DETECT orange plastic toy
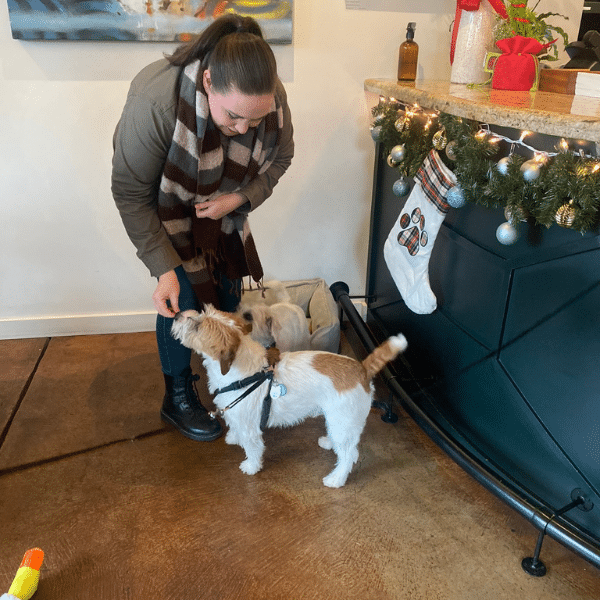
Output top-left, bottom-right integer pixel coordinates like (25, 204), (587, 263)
(2, 549), (44, 600)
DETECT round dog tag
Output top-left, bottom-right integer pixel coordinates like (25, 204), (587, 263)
(270, 382), (287, 399)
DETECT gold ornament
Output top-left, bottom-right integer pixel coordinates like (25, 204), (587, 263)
(555, 200), (576, 228)
(395, 116), (409, 132)
(432, 128), (447, 151)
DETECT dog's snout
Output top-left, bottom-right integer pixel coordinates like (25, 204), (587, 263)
(173, 309), (202, 323)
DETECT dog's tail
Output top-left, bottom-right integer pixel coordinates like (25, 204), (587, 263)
(362, 335), (407, 381)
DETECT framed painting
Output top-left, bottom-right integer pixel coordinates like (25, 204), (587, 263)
(6, 0), (293, 42)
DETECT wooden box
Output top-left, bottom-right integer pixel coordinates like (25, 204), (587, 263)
(539, 68), (600, 97)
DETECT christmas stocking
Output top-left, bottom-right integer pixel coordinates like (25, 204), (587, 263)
(384, 149), (457, 314)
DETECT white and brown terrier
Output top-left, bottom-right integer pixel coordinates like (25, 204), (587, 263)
(171, 305), (407, 488)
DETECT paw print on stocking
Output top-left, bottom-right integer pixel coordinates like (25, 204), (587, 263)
(397, 207), (428, 256)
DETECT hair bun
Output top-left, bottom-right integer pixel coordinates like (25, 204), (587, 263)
(236, 16), (262, 37)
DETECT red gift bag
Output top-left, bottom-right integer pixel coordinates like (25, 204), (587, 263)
(490, 36), (554, 91)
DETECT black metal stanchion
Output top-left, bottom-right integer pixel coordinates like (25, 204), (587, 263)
(522, 490), (593, 576)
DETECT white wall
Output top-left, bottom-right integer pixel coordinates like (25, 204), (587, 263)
(0, 0), (580, 339)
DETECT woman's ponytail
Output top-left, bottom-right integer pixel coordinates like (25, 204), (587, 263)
(166, 14), (277, 96)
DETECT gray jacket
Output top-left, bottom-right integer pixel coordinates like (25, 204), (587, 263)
(111, 58), (294, 278)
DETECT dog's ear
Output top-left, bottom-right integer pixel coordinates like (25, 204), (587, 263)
(218, 328), (242, 375)
(219, 347), (237, 375)
(266, 346), (281, 367)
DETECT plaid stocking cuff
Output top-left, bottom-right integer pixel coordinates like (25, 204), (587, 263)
(415, 150), (457, 215)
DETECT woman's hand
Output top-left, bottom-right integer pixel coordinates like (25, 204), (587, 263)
(153, 270), (180, 318)
(195, 193), (246, 220)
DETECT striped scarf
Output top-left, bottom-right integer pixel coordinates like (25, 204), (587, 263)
(157, 60), (283, 307)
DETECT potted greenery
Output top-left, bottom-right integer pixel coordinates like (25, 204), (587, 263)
(486, 1), (569, 90)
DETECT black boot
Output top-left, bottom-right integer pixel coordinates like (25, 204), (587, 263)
(160, 367), (222, 441)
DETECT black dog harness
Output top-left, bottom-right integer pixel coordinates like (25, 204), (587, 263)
(210, 369), (275, 432)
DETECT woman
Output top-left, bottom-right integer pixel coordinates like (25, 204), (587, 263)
(111, 14), (294, 442)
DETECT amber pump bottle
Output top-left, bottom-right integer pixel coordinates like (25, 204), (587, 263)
(398, 22), (418, 81)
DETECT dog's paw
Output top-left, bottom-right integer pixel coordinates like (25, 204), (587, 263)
(318, 436), (333, 450)
(225, 431), (239, 445)
(240, 459), (262, 475)
(323, 472), (347, 488)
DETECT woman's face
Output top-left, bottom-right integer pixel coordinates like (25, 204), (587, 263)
(203, 69), (274, 137)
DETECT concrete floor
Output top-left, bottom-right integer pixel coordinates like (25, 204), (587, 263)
(1, 326), (599, 599)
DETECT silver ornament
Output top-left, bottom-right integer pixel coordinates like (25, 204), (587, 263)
(521, 160), (541, 182)
(496, 156), (511, 176)
(370, 125), (382, 142)
(446, 140), (458, 161)
(496, 221), (520, 245)
(392, 177), (410, 197)
(373, 114), (385, 126)
(390, 144), (406, 163)
(446, 186), (466, 208)
(387, 154), (399, 168)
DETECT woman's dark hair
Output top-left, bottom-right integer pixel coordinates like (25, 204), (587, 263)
(166, 14), (277, 95)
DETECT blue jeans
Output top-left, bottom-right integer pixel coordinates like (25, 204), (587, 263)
(156, 265), (242, 376)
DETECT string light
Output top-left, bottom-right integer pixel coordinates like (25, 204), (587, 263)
(379, 97), (593, 163)
(475, 127), (582, 159)
(520, 130), (532, 142)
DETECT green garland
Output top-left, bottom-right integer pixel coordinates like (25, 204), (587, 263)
(372, 101), (600, 234)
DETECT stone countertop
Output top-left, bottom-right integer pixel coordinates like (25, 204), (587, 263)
(365, 79), (600, 142)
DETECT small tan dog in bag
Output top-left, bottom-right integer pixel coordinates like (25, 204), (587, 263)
(237, 280), (311, 352)
(171, 305), (407, 488)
